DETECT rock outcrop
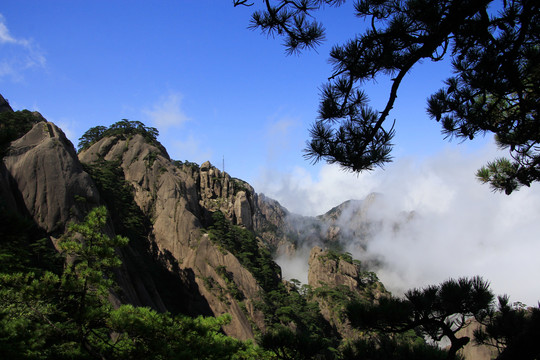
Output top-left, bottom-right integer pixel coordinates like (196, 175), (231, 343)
(456, 320), (499, 360)
(307, 246), (389, 339)
(0, 116), (176, 313)
(0, 98), (400, 343)
(79, 134), (266, 339)
(2, 120), (100, 235)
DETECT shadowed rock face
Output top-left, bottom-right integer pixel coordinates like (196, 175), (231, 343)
(0, 117), (175, 312)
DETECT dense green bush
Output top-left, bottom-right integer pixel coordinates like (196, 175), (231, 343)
(208, 210), (281, 292)
(0, 110), (38, 156)
(77, 119), (160, 152)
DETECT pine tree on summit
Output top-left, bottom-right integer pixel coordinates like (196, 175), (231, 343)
(236, 0), (540, 194)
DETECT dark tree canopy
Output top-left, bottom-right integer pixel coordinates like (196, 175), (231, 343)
(77, 119), (160, 152)
(475, 295), (540, 360)
(346, 276), (494, 359)
(237, 0), (540, 194)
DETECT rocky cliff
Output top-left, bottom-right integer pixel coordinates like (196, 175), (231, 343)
(307, 246), (389, 339)
(77, 131), (269, 339)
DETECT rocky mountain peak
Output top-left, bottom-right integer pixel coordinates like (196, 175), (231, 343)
(78, 131), (267, 339)
(2, 120), (100, 235)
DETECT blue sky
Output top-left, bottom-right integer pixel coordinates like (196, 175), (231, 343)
(2, 1), (539, 305)
(2, 1), (479, 181)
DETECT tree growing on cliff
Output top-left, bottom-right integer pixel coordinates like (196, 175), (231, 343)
(235, 0), (540, 194)
(346, 276), (494, 360)
(0, 206), (269, 359)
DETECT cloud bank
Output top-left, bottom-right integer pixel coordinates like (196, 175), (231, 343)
(256, 142), (540, 306)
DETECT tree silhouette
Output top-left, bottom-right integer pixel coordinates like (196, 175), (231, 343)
(475, 295), (540, 359)
(346, 276), (494, 359)
(237, 0), (540, 194)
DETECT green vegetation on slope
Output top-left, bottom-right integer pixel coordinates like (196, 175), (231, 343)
(77, 119), (161, 152)
(208, 210), (281, 292)
(0, 110), (39, 156)
(0, 207), (270, 359)
(207, 210), (339, 359)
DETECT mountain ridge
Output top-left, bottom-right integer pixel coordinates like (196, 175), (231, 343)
(0, 99), (497, 358)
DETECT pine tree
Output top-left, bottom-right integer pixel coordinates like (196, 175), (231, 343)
(236, 0), (540, 193)
(346, 276), (494, 360)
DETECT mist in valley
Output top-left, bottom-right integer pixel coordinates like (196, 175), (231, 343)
(258, 142), (540, 306)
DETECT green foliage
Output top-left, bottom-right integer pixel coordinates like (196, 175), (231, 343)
(0, 110), (38, 156)
(0, 207), (128, 359)
(144, 152), (158, 167)
(0, 202), (61, 274)
(231, 178), (250, 195)
(322, 249), (352, 264)
(77, 119), (160, 152)
(0, 206), (272, 359)
(208, 211), (281, 292)
(340, 335), (452, 360)
(82, 159), (147, 244)
(476, 158), (522, 195)
(310, 284), (365, 323)
(253, 280), (340, 359)
(215, 266), (245, 301)
(207, 211), (339, 358)
(108, 307), (269, 359)
(241, 0), (540, 193)
(259, 325), (337, 360)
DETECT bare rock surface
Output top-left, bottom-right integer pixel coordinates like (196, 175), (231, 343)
(456, 320), (499, 360)
(0, 117), (169, 312)
(308, 246), (388, 339)
(3, 120), (99, 234)
(80, 135), (266, 339)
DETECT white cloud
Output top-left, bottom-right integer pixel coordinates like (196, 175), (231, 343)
(169, 133), (213, 164)
(144, 92), (190, 130)
(0, 14), (18, 44)
(0, 13), (46, 80)
(256, 142), (540, 306)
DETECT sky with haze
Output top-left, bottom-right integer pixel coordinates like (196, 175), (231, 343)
(2, 1), (539, 306)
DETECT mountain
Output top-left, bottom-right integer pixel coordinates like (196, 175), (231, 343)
(0, 98), (498, 359)
(0, 105), (344, 340)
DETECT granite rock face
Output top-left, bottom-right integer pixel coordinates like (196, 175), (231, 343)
(307, 246), (389, 339)
(2, 120), (100, 235)
(0, 116), (171, 312)
(79, 134), (266, 339)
